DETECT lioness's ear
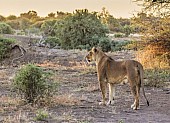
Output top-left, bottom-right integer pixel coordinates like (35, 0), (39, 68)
(92, 47), (97, 53)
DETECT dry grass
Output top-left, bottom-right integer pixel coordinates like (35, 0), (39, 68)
(0, 96), (20, 113)
(53, 94), (81, 106)
(3, 110), (30, 123)
(83, 84), (99, 92)
(0, 70), (8, 78)
(137, 49), (169, 69)
(79, 65), (96, 75)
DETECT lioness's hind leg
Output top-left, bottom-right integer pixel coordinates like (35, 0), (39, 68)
(107, 83), (115, 105)
(130, 85), (140, 110)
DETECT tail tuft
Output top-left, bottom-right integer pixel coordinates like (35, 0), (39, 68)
(147, 100), (149, 106)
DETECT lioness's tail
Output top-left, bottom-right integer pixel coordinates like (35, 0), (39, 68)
(138, 64), (149, 106)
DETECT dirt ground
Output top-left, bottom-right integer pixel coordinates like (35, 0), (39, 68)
(0, 45), (170, 123)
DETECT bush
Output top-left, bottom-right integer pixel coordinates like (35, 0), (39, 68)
(44, 36), (61, 48)
(144, 69), (170, 88)
(77, 44), (90, 51)
(35, 109), (49, 121)
(114, 33), (125, 38)
(98, 37), (112, 52)
(0, 37), (16, 61)
(0, 22), (14, 34)
(13, 64), (58, 104)
(111, 41), (130, 51)
(54, 9), (109, 49)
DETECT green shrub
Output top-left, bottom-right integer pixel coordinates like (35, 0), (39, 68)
(114, 33), (125, 38)
(144, 69), (170, 88)
(123, 40), (137, 50)
(98, 37), (112, 52)
(77, 44), (90, 51)
(13, 64), (58, 104)
(44, 36), (61, 48)
(0, 22), (14, 34)
(0, 37), (16, 61)
(35, 109), (49, 121)
(111, 41), (130, 51)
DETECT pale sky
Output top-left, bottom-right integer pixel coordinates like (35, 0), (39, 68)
(0, 0), (142, 18)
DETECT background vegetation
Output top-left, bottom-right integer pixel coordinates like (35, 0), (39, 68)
(0, 37), (16, 61)
(13, 64), (58, 105)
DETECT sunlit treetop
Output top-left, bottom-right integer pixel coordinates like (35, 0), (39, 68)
(134, 0), (170, 17)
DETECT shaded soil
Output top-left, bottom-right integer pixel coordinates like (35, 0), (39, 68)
(0, 46), (170, 123)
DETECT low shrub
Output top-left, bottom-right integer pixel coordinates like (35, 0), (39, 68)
(111, 41), (130, 51)
(144, 69), (170, 88)
(114, 33), (125, 38)
(0, 37), (16, 61)
(35, 109), (49, 121)
(0, 22), (14, 34)
(77, 44), (90, 51)
(98, 37), (112, 52)
(44, 36), (61, 48)
(13, 64), (58, 104)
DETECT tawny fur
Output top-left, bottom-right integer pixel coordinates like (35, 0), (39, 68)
(85, 47), (149, 110)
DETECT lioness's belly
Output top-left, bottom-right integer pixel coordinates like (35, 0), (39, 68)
(108, 75), (127, 84)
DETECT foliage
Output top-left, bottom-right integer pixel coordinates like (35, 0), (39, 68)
(133, 14), (170, 68)
(31, 21), (44, 29)
(123, 40), (138, 50)
(0, 37), (16, 61)
(111, 41), (131, 51)
(20, 10), (38, 20)
(98, 37), (112, 52)
(122, 25), (134, 37)
(114, 33), (125, 38)
(44, 36), (61, 48)
(19, 18), (32, 31)
(41, 19), (58, 36)
(144, 69), (170, 88)
(7, 20), (20, 30)
(132, 0), (170, 68)
(54, 9), (109, 49)
(0, 15), (6, 21)
(13, 64), (58, 104)
(35, 109), (49, 121)
(6, 15), (17, 20)
(134, 0), (170, 17)
(0, 22), (14, 34)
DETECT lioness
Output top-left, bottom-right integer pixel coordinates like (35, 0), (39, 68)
(85, 47), (149, 110)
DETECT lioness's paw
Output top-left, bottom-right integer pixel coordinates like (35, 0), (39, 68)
(131, 104), (140, 110)
(99, 102), (106, 106)
(131, 104), (135, 109)
(107, 100), (114, 105)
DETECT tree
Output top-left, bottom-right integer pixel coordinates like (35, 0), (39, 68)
(99, 7), (110, 24)
(123, 25), (133, 37)
(134, 0), (170, 17)
(7, 15), (17, 20)
(0, 22), (14, 34)
(47, 12), (56, 18)
(106, 15), (121, 32)
(20, 10), (38, 19)
(56, 11), (71, 19)
(54, 9), (109, 49)
(133, 0), (170, 68)
(0, 15), (6, 21)
(41, 19), (58, 36)
(19, 18), (32, 31)
(7, 20), (20, 30)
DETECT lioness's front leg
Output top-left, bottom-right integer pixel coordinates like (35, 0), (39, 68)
(107, 83), (115, 105)
(99, 81), (107, 105)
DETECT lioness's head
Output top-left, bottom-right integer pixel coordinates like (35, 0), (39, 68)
(85, 47), (99, 63)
